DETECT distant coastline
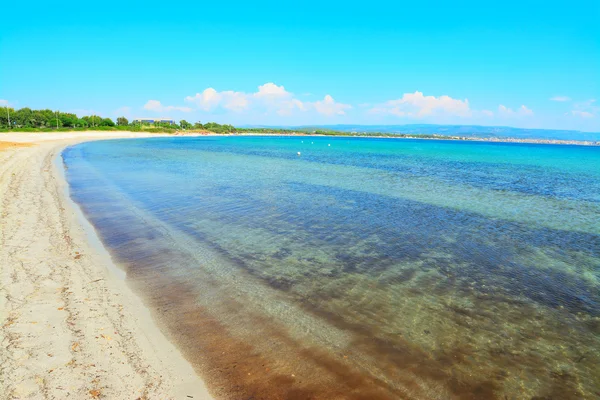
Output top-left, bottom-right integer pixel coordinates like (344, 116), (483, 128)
(1, 106), (598, 146)
(231, 129), (600, 146)
(2, 127), (599, 146)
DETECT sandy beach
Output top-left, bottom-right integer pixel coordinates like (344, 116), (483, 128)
(0, 132), (213, 400)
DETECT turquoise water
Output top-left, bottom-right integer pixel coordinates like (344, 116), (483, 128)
(63, 136), (600, 399)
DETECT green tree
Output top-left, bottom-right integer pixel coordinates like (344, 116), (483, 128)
(203, 122), (235, 133)
(180, 120), (192, 129)
(59, 113), (78, 128)
(83, 115), (103, 127)
(75, 118), (88, 128)
(116, 116), (129, 126)
(13, 107), (34, 127)
(100, 118), (115, 127)
(33, 109), (54, 127)
(49, 116), (63, 128)
(0, 107), (15, 128)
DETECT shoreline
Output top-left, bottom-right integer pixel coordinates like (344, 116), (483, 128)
(3, 131), (598, 398)
(3, 129), (599, 146)
(231, 132), (600, 146)
(0, 132), (213, 400)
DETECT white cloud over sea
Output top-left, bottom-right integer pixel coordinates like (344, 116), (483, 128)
(182, 83), (350, 117)
(367, 92), (535, 122)
(498, 104), (534, 116)
(568, 99), (598, 119)
(369, 91), (472, 118)
(571, 110), (594, 118)
(140, 83), (544, 126)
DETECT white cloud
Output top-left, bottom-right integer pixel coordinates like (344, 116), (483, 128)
(254, 82), (290, 98)
(550, 96), (571, 102)
(498, 104), (534, 117)
(252, 83), (304, 114)
(144, 100), (163, 111)
(185, 83), (292, 113)
(184, 88), (251, 112)
(313, 95), (351, 116)
(571, 110), (594, 118)
(144, 100), (192, 113)
(519, 105), (534, 116)
(222, 91), (250, 112)
(184, 88), (223, 111)
(275, 98), (306, 116)
(370, 91), (471, 118)
(575, 98), (597, 109)
(498, 105), (510, 114)
(184, 88), (221, 111)
(0, 99), (9, 106)
(183, 83), (349, 118)
(148, 84), (547, 125)
(568, 99), (598, 119)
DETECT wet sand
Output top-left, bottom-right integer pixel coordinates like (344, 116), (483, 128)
(0, 132), (213, 400)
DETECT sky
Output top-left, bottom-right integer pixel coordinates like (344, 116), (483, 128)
(1, 1), (599, 132)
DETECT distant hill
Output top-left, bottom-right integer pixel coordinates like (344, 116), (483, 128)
(242, 124), (600, 141)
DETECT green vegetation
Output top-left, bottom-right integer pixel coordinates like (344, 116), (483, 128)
(0, 106), (236, 134)
(0, 107), (118, 129)
(0, 107), (472, 141)
(0, 106), (444, 138)
(203, 122), (236, 133)
(116, 117), (129, 126)
(0, 106), (454, 139)
(235, 127), (301, 134)
(180, 120), (192, 129)
(0, 106), (524, 142)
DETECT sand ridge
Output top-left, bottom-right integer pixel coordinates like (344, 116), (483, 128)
(0, 132), (213, 400)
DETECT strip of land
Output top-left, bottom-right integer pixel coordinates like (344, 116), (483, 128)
(2, 125), (598, 146)
(0, 132), (213, 400)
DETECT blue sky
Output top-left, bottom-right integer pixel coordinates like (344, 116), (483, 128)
(1, 1), (599, 132)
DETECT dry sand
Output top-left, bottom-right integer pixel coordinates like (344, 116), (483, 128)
(0, 132), (213, 400)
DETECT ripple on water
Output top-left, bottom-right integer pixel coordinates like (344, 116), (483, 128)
(63, 137), (600, 399)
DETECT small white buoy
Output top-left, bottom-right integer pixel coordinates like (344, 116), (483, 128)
(328, 144), (331, 147)
(297, 152), (301, 156)
(311, 142), (314, 144)
(301, 141), (304, 143)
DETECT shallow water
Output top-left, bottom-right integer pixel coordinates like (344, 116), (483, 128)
(63, 136), (600, 399)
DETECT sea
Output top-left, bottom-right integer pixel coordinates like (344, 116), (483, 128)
(62, 136), (600, 399)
